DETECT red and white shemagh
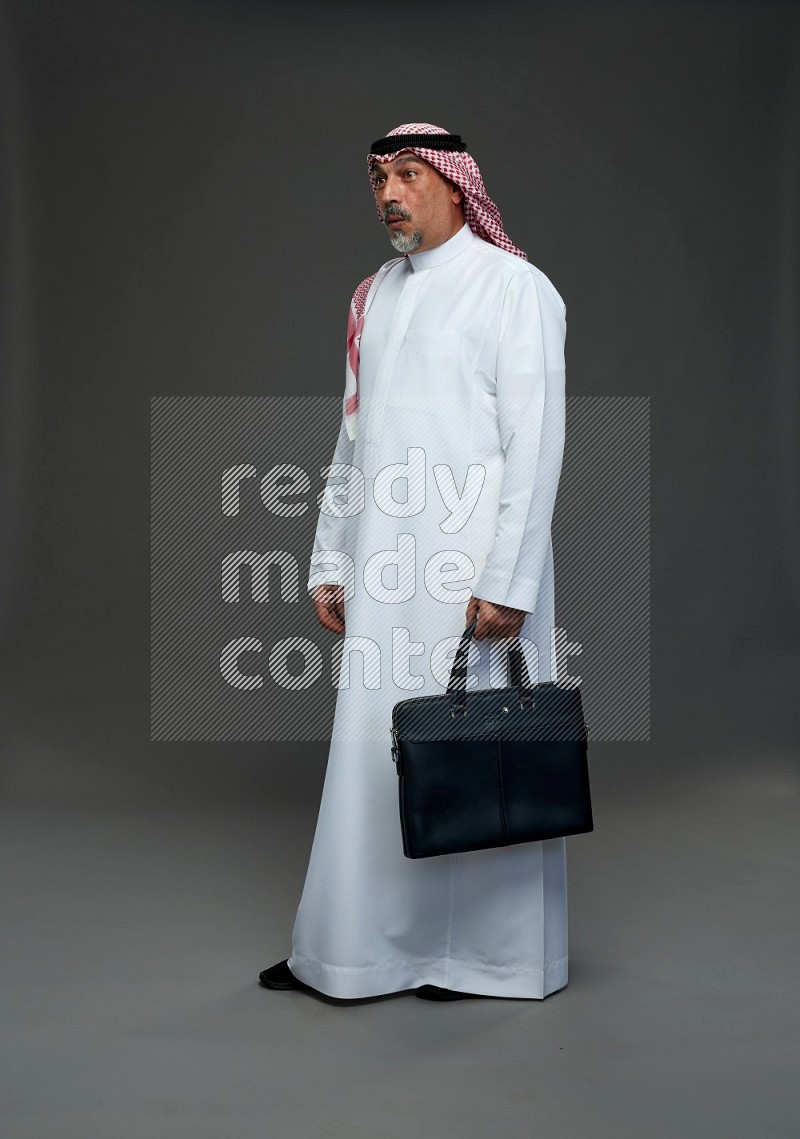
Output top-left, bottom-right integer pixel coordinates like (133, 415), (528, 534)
(343, 122), (527, 441)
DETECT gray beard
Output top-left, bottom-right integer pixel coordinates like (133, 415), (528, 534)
(388, 228), (424, 253)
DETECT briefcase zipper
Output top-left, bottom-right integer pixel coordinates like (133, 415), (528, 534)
(391, 684), (582, 722)
(391, 717), (588, 751)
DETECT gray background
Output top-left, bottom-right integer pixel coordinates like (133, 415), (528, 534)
(1, 1), (798, 1136)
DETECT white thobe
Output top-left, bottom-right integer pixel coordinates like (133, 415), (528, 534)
(288, 221), (569, 999)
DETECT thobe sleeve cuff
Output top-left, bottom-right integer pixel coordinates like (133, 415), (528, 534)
(306, 571), (343, 592)
(472, 569), (540, 615)
(307, 548), (356, 595)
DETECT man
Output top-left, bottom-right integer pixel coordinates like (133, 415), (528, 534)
(260, 123), (568, 1001)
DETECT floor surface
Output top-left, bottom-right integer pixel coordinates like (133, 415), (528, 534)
(2, 726), (798, 1138)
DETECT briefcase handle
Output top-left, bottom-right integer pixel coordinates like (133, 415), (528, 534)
(446, 617), (535, 717)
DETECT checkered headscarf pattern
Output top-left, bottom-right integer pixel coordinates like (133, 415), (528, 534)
(344, 274), (376, 432)
(343, 123), (526, 441)
(367, 122), (528, 261)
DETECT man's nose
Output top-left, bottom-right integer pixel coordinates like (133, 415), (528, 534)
(378, 179), (402, 206)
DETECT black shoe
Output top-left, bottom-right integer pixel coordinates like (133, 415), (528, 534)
(415, 984), (486, 1001)
(259, 959), (301, 990)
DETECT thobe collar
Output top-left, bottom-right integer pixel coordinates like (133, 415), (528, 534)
(405, 221), (478, 272)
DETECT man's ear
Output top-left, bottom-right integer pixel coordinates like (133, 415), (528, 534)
(450, 183), (464, 206)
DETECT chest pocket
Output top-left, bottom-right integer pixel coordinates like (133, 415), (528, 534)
(387, 329), (464, 413)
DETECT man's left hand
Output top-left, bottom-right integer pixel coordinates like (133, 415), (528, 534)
(465, 595), (527, 640)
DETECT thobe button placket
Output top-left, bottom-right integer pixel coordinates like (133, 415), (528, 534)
(362, 271), (427, 479)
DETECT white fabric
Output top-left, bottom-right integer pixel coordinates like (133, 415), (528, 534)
(288, 222), (569, 999)
(345, 120), (526, 442)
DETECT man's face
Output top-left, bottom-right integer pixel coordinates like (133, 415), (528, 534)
(372, 153), (465, 254)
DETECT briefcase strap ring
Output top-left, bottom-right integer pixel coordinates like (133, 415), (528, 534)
(446, 618), (536, 717)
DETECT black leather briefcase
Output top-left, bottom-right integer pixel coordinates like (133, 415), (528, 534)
(390, 618), (593, 858)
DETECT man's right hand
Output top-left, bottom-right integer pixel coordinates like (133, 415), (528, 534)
(312, 584), (346, 635)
